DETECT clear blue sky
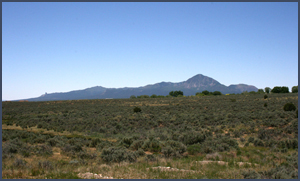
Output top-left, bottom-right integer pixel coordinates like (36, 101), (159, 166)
(2, 2), (298, 100)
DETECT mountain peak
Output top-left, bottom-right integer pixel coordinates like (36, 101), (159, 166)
(183, 74), (221, 88)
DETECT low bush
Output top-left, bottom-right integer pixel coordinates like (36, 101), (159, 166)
(133, 107), (142, 113)
(89, 138), (102, 147)
(47, 137), (61, 147)
(135, 148), (145, 156)
(162, 146), (175, 158)
(96, 140), (113, 151)
(206, 152), (222, 160)
(62, 144), (82, 153)
(142, 138), (161, 152)
(178, 131), (206, 145)
(253, 139), (264, 147)
(13, 158), (27, 168)
(283, 103), (296, 111)
(145, 154), (156, 162)
(260, 164), (298, 179)
(248, 137), (255, 143)
(119, 137), (134, 148)
(165, 140), (187, 154)
(32, 144), (53, 156)
(2, 138), (32, 157)
(187, 144), (201, 155)
(101, 147), (137, 163)
(241, 169), (261, 179)
(38, 160), (53, 170)
(130, 140), (144, 151)
(76, 151), (97, 159)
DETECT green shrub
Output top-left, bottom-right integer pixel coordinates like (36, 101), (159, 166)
(38, 160), (53, 170)
(241, 169), (261, 179)
(253, 139), (264, 147)
(47, 137), (61, 147)
(237, 149), (242, 156)
(96, 140), (113, 151)
(283, 103), (296, 111)
(145, 154), (156, 162)
(165, 140), (187, 154)
(101, 147), (137, 163)
(76, 151), (97, 159)
(2, 142), (18, 154)
(162, 146), (175, 158)
(2, 138), (32, 158)
(178, 131), (206, 145)
(264, 95), (268, 99)
(13, 158), (27, 168)
(261, 164), (298, 179)
(135, 148), (145, 156)
(63, 144), (82, 153)
(248, 137), (255, 143)
(133, 107), (142, 113)
(119, 137), (134, 148)
(187, 144), (201, 155)
(142, 138), (161, 152)
(69, 160), (79, 165)
(89, 138), (102, 147)
(130, 140), (144, 151)
(32, 144), (53, 156)
(281, 148), (288, 153)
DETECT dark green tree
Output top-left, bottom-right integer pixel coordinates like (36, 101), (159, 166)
(130, 95), (136, 99)
(137, 95), (150, 98)
(150, 94), (157, 98)
(257, 89), (264, 93)
(212, 91), (222, 95)
(292, 86), (298, 93)
(169, 90), (183, 97)
(271, 86), (289, 93)
(271, 87), (281, 93)
(195, 92), (204, 96)
(265, 87), (271, 94)
(281, 86), (289, 93)
(202, 90), (210, 95)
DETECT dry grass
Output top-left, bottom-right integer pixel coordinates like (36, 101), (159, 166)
(2, 124), (117, 142)
(2, 147), (291, 179)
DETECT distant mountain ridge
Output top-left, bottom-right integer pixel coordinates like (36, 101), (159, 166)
(21, 74), (258, 101)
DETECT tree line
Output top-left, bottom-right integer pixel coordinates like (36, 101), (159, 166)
(129, 86), (298, 98)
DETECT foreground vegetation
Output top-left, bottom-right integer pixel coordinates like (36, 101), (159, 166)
(2, 93), (298, 179)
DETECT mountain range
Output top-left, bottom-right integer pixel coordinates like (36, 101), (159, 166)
(20, 74), (258, 101)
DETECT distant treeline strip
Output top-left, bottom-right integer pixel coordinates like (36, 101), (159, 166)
(130, 86), (298, 98)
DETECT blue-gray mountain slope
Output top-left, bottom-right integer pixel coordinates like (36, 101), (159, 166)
(23, 74), (258, 101)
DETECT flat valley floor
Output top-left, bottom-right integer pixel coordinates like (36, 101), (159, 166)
(2, 93), (298, 179)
